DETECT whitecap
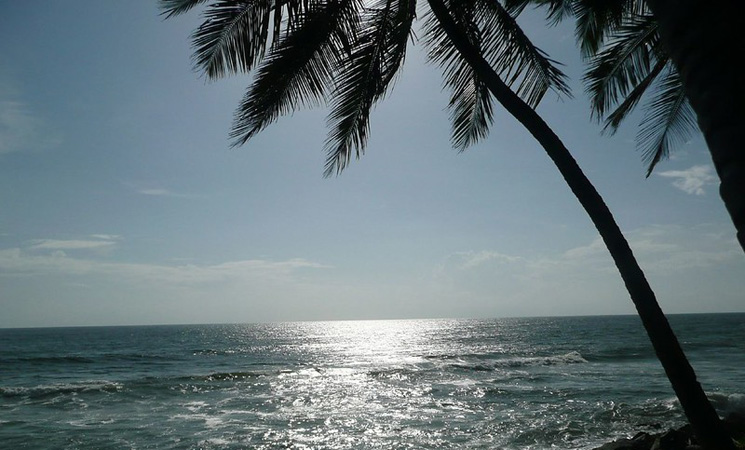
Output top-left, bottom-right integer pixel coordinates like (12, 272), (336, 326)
(497, 351), (588, 367)
(201, 438), (231, 445)
(708, 392), (745, 415)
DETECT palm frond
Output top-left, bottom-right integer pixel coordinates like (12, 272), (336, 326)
(583, 13), (659, 118)
(324, 0), (416, 176)
(636, 65), (697, 176)
(503, 0), (574, 25)
(160, 0), (212, 18)
(447, 58), (496, 150)
(476, 0), (571, 107)
(573, 0), (646, 57)
(191, 0), (276, 78)
(424, 0), (569, 150)
(424, 0), (495, 150)
(230, 0), (363, 146)
(601, 57), (665, 133)
(540, 0), (575, 25)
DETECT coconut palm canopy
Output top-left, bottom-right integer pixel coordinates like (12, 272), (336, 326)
(159, 0), (572, 176)
(162, 0), (700, 180)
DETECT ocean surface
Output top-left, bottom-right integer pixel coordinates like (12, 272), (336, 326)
(1, 314), (743, 449)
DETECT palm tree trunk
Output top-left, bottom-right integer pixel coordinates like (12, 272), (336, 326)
(425, 1), (736, 449)
(646, 0), (745, 253)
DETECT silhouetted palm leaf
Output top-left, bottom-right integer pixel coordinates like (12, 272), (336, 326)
(601, 57), (665, 132)
(323, 0), (416, 176)
(583, 13), (658, 118)
(573, 0), (644, 57)
(425, 0), (570, 150)
(577, 7), (698, 175)
(503, 0), (573, 26)
(191, 1), (274, 78)
(160, 0), (213, 18)
(479, 0), (571, 107)
(506, 0), (642, 55)
(636, 67), (696, 176)
(424, 1), (494, 150)
(230, 0), (363, 146)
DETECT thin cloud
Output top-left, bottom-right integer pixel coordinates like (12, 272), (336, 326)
(138, 188), (173, 196)
(90, 234), (122, 241)
(428, 223), (743, 317)
(625, 224), (741, 273)
(0, 80), (60, 154)
(658, 165), (717, 195)
(557, 224), (740, 274)
(563, 237), (607, 261)
(0, 100), (37, 154)
(433, 251), (523, 282)
(30, 239), (117, 250)
(125, 182), (202, 199)
(440, 224), (741, 282)
(0, 247), (329, 286)
(457, 250), (522, 270)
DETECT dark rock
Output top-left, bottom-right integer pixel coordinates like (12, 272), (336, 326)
(594, 432), (656, 450)
(724, 412), (745, 442)
(651, 428), (691, 450)
(593, 414), (745, 450)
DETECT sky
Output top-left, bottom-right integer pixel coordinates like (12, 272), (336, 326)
(0, 1), (742, 328)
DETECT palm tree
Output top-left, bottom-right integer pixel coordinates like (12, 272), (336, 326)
(426, 3), (734, 449)
(161, 1), (735, 448)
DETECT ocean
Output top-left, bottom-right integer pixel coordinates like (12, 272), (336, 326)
(1, 314), (743, 449)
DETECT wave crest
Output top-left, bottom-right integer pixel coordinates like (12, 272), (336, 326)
(0, 381), (123, 399)
(452, 351), (588, 372)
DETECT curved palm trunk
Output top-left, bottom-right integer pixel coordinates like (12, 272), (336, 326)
(426, 1), (735, 449)
(646, 0), (745, 252)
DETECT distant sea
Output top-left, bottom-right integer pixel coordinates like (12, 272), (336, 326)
(1, 314), (743, 449)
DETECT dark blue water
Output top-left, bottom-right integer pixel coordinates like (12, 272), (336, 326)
(1, 314), (743, 449)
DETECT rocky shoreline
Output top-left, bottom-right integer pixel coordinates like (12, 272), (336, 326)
(593, 413), (745, 450)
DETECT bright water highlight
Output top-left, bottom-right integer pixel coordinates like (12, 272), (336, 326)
(1, 314), (743, 449)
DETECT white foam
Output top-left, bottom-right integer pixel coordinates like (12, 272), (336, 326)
(204, 416), (224, 428)
(201, 438), (231, 445)
(443, 379), (478, 388)
(184, 400), (208, 412)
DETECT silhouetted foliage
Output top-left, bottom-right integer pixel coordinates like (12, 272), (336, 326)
(160, 0), (568, 175)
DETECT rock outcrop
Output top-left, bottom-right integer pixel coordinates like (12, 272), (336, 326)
(593, 413), (745, 450)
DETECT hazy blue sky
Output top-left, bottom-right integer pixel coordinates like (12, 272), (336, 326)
(1, 1), (742, 328)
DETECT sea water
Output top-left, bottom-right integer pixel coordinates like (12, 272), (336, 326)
(1, 314), (743, 449)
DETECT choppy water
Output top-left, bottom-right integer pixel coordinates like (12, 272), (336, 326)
(1, 314), (743, 449)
